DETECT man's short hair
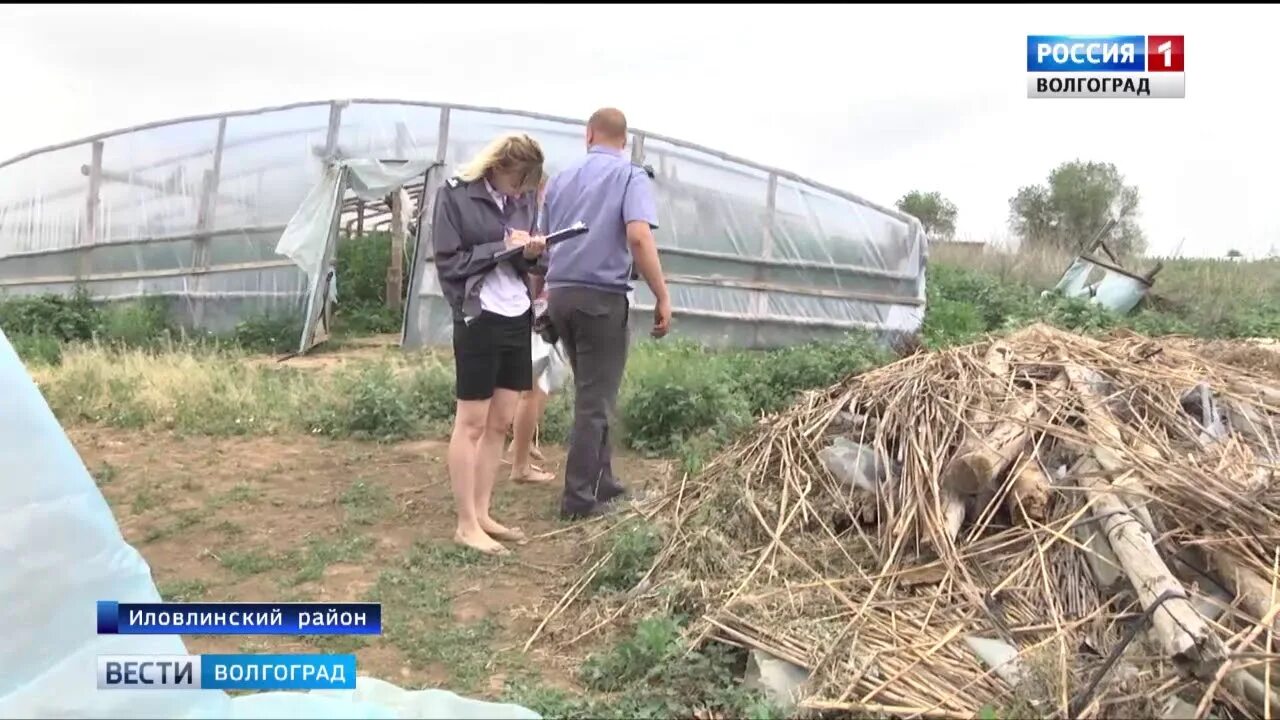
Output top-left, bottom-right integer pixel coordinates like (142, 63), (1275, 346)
(587, 108), (628, 141)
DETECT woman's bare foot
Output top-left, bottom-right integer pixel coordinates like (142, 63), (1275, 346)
(480, 516), (528, 544)
(510, 465), (556, 485)
(454, 526), (509, 556)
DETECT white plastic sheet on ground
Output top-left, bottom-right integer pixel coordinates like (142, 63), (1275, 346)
(0, 329), (540, 720)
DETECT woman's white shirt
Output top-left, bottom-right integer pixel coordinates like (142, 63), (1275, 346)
(477, 180), (533, 318)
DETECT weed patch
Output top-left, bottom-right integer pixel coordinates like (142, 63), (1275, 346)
(308, 363), (417, 441)
(592, 521), (661, 594)
(156, 579), (209, 602)
(506, 615), (779, 719)
(340, 480), (393, 526)
(286, 532), (374, 586)
(365, 539), (502, 691)
(219, 550), (278, 577)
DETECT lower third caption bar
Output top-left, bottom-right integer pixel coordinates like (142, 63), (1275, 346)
(96, 654), (357, 690)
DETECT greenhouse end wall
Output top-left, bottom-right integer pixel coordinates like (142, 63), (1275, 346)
(0, 99), (929, 349)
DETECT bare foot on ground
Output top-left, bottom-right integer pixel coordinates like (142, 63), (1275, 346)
(479, 516), (528, 544)
(454, 527), (509, 556)
(510, 466), (556, 485)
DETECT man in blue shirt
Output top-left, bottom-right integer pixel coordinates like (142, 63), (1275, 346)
(540, 108), (672, 520)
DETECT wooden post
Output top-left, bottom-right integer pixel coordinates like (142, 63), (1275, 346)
(752, 173), (778, 347)
(191, 118), (226, 329)
(356, 199), (365, 238)
(387, 190), (405, 312)
(81, 140), (104, 280)
(324, 102), (345, 160)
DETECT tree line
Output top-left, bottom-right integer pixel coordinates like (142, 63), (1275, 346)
(895, 160), (1150, 256)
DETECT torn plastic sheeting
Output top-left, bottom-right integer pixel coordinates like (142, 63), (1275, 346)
(275, 163), (346, 297)
(1092, 268), (1149, 314)
(1054, 257), (1094, 298)
(0, 328), (539, 720)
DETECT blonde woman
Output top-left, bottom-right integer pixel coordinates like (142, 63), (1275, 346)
(432, 133), (547, 555)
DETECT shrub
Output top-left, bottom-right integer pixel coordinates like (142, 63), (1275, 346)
(310, 362), (417, 441)
(620, 342), (751, 455)
(731, 334), (888, 415)
(99, 298), (176, 348)
(233, 313), (304, 355)
(9, 333), (63, 366)
(0, 289), (100, 342)
(592, 520), (662, 593)
(406, 362), (456, 423)
(334, 232), (414, 335)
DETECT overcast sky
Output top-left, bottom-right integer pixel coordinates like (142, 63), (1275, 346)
(1, 3), (1276, 258)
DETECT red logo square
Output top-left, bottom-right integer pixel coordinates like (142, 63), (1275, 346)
(1147, 35), (1184, 72)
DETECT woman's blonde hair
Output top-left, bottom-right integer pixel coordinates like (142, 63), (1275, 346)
(455, 132), (545, 192)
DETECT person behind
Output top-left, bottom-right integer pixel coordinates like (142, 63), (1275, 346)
(431, 132), (548, 555)
(539, 108), (672, 520)
(507, 174), (557, 485)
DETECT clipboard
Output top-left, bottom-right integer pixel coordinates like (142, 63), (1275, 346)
(493, 221), (589, 263)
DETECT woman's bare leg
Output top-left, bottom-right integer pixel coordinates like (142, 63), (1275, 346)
(449, 399), (506, 554)
(475, 388), (526, 540)
(510, 387), (553, 482)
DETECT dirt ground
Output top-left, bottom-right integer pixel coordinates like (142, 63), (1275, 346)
(72, 425), (672, 699)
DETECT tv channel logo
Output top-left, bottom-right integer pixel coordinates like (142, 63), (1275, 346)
(1026, 35), (1184, 99)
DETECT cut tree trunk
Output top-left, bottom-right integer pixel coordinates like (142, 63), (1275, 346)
(1066, 363), (1221, 676)
(1074, 517), (1127, 597)
(1205, 551), (1280, 634)
(1081, 461), (1222, 679)
(942, 373), (1068, 498)
(1064, 364), (1157, 533)
(1005, 451), (1051, 525)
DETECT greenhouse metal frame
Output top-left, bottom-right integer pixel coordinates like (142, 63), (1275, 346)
(0, 99), (930, 352)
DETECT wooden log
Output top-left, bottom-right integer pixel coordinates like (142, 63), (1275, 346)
(1080, 458), (1222, 679)
(1064, 365), (1157, 533)
(940, 487), (966, 545)
(1229, 379), (1280, 409)
(942, 374), (1067, 498)
(387, 189), (406, 311)
(1205, 552), (1280, 634)
(1074, 517), (1127, 598)
(1006, 450), (1051, 524)
(1224, 399), (1277, 456)
(942, 340), (1049, 497)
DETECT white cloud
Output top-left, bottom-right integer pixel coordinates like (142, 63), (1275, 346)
(1, 3), (1276, 257)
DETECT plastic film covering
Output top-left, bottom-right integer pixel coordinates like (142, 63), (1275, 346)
(0, 100), (928, 347)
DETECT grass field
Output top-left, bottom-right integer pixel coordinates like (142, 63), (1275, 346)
(4, 238), (1279, 717)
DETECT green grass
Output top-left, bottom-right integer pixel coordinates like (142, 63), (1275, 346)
(503, 616), (782, 719)
(207, 483), (265, 509)
(364, 539), (500, 693)
(144, 509), (203, 543)
(340, 480), (393, 525)
(592, 521), (662, 594)
(219, 550), (278, 577)
(156, 579), (209, 602)
(285, 532), (374, 586)
(930, 244), (1280, 340)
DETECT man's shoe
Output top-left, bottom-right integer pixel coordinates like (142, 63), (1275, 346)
(559, 501), (619, 522)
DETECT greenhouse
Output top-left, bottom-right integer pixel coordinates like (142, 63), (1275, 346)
(0, 99), (930, 353)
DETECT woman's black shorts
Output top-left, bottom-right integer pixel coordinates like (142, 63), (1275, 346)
(453, 310), (533, 401)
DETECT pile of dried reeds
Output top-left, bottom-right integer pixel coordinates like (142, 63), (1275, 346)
(530, 324), (1280, 719)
